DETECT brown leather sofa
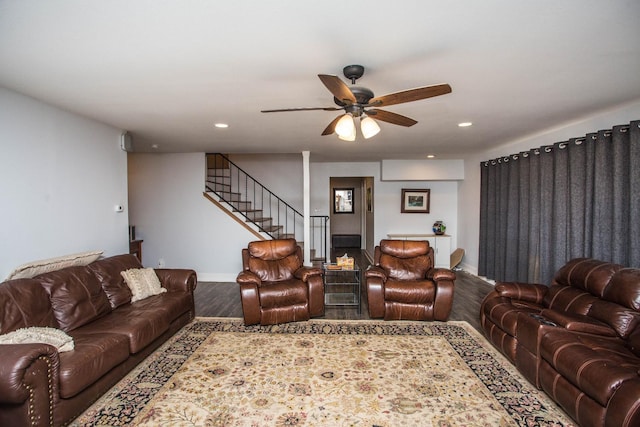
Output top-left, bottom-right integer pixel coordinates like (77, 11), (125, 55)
(480, 258), (640, 427)
(364, 239), (456, 321)
(0, 254), (197, 427)
(236, 239), (324, 325)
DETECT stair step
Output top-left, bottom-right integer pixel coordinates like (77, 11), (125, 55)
(207, 168), (231, 177)
(216, 191), (243, 202)
(229, 200), (252, 210)
(206, 181), (230, 192)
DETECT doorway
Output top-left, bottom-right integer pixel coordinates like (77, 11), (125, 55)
(329, 176), (374, 261)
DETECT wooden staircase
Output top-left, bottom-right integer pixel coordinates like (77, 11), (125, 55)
(204, 154), (329, 262)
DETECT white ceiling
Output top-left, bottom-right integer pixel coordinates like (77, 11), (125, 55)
(1, 1), (639, 162)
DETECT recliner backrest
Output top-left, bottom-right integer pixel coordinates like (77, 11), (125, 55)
(244, 239), (302, 282)
(376, 239), (433, 281)
(546, 258), (640, 339)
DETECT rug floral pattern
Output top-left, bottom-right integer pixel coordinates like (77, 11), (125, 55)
(71, 318), (574, 426)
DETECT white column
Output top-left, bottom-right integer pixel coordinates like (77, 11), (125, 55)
(302, 151), (311, 266)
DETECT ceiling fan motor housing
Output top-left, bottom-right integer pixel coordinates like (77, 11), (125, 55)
(343, 64), (365, 83)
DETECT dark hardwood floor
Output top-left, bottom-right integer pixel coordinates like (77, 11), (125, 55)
(194, 249), (494, 333)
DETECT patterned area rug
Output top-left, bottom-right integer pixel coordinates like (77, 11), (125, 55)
(71, 318), (574, 426)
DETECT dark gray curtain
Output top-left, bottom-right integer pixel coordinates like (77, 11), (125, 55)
(479, 120), (640, 284)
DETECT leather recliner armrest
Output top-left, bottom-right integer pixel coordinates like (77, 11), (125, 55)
(364, 266), (388, 282)
(495, 282), (548, 304)
(236, 271), (262, 286)
(426, 268), (456, 281)
(294, 266), (323, 282)
(0, 343), (59, 404)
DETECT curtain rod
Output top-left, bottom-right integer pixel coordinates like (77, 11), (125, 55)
(482, 123), (633, 166)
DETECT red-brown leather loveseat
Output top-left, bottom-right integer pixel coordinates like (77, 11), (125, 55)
(0, 254), (197, 427)
(480, 258), (640, 427)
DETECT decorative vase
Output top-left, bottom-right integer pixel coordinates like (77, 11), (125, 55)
(433, 220), (446, 235)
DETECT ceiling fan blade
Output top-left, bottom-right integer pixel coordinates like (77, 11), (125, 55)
(368, 109), (417, 127)
(318, 74), (357, 104)
(321, 115), (344, 135)
(261, 106), (342, 113)
(369, 83), (452, 107)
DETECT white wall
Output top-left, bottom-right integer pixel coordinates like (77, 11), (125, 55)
(128, 153), (257, 281)
(129, 155), (460, 281)
(457, 100), (640, 275)
(0, 88), (129, 279)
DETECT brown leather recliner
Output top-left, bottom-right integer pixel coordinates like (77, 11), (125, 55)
(365, 239), (456, 321)
(236, 239), (324, 325)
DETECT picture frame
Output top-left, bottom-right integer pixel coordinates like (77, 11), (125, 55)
(333, 188), (354, 214)
(401, 188), (430, 213)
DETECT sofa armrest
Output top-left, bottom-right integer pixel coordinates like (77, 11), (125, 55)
(540, 309), (618, 336)
(155, 269), (197, 293)
(0, 343), (59, 405)
(236, 271), (261, 286)
(364, 266), (388, 282)
(495, 282), (548, 304)
(294, 266), (323, 282)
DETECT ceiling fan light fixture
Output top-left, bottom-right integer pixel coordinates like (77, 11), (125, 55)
(360, 115), (380, 139)
(338, 131), (356, 141)
(335, 113), (356, 139)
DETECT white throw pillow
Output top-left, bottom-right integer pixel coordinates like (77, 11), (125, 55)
(0, 327), (75, 352)
(120, 268), (167, 302)
(5, 250), (104, 280)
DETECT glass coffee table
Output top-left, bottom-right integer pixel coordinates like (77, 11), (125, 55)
(322, 262), (361, 313)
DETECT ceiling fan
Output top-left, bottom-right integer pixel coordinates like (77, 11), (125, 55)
(261, 65), (452, 141)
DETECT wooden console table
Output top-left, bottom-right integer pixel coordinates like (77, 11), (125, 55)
(129, 239), (143, 262)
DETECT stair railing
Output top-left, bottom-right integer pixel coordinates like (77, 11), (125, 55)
(206, 153), (328, 261)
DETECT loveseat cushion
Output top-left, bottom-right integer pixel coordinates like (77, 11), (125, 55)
(540, 328), (639, 407)
(0, 279), (58, 334)
(58, 332), (130, 398)
(75, 305), (170, 353)
(89, 254), (141, 308)
(36, 266), (112, 331)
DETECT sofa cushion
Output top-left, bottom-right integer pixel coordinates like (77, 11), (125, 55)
(121, 268), (167, 302)
(602, 268), (640, 310)
(543, 285), (597, 315)
(75, 306), (170, 353)
(89, 254), (141, 308)
(125, 292), (192, 323)
(58, 332), (130, 398)
(0, 278), (58, 333)
(588, 300), (640, 339)
(552, 258), (622, 297)
(540, 328), (639, 407)
(36, 266), (112, 332)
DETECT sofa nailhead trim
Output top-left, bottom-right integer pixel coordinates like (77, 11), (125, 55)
(26, 356), (54, 426)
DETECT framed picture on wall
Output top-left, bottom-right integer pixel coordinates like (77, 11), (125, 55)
(334, 188), (354, 214)
(401, 188), (430, 213)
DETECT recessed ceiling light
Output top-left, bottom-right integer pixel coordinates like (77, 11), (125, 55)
(458, 122), (472, 127)
(151, 144), (159, 149)
(427, 154), (436, 159)
(214, 123), (229, 128)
